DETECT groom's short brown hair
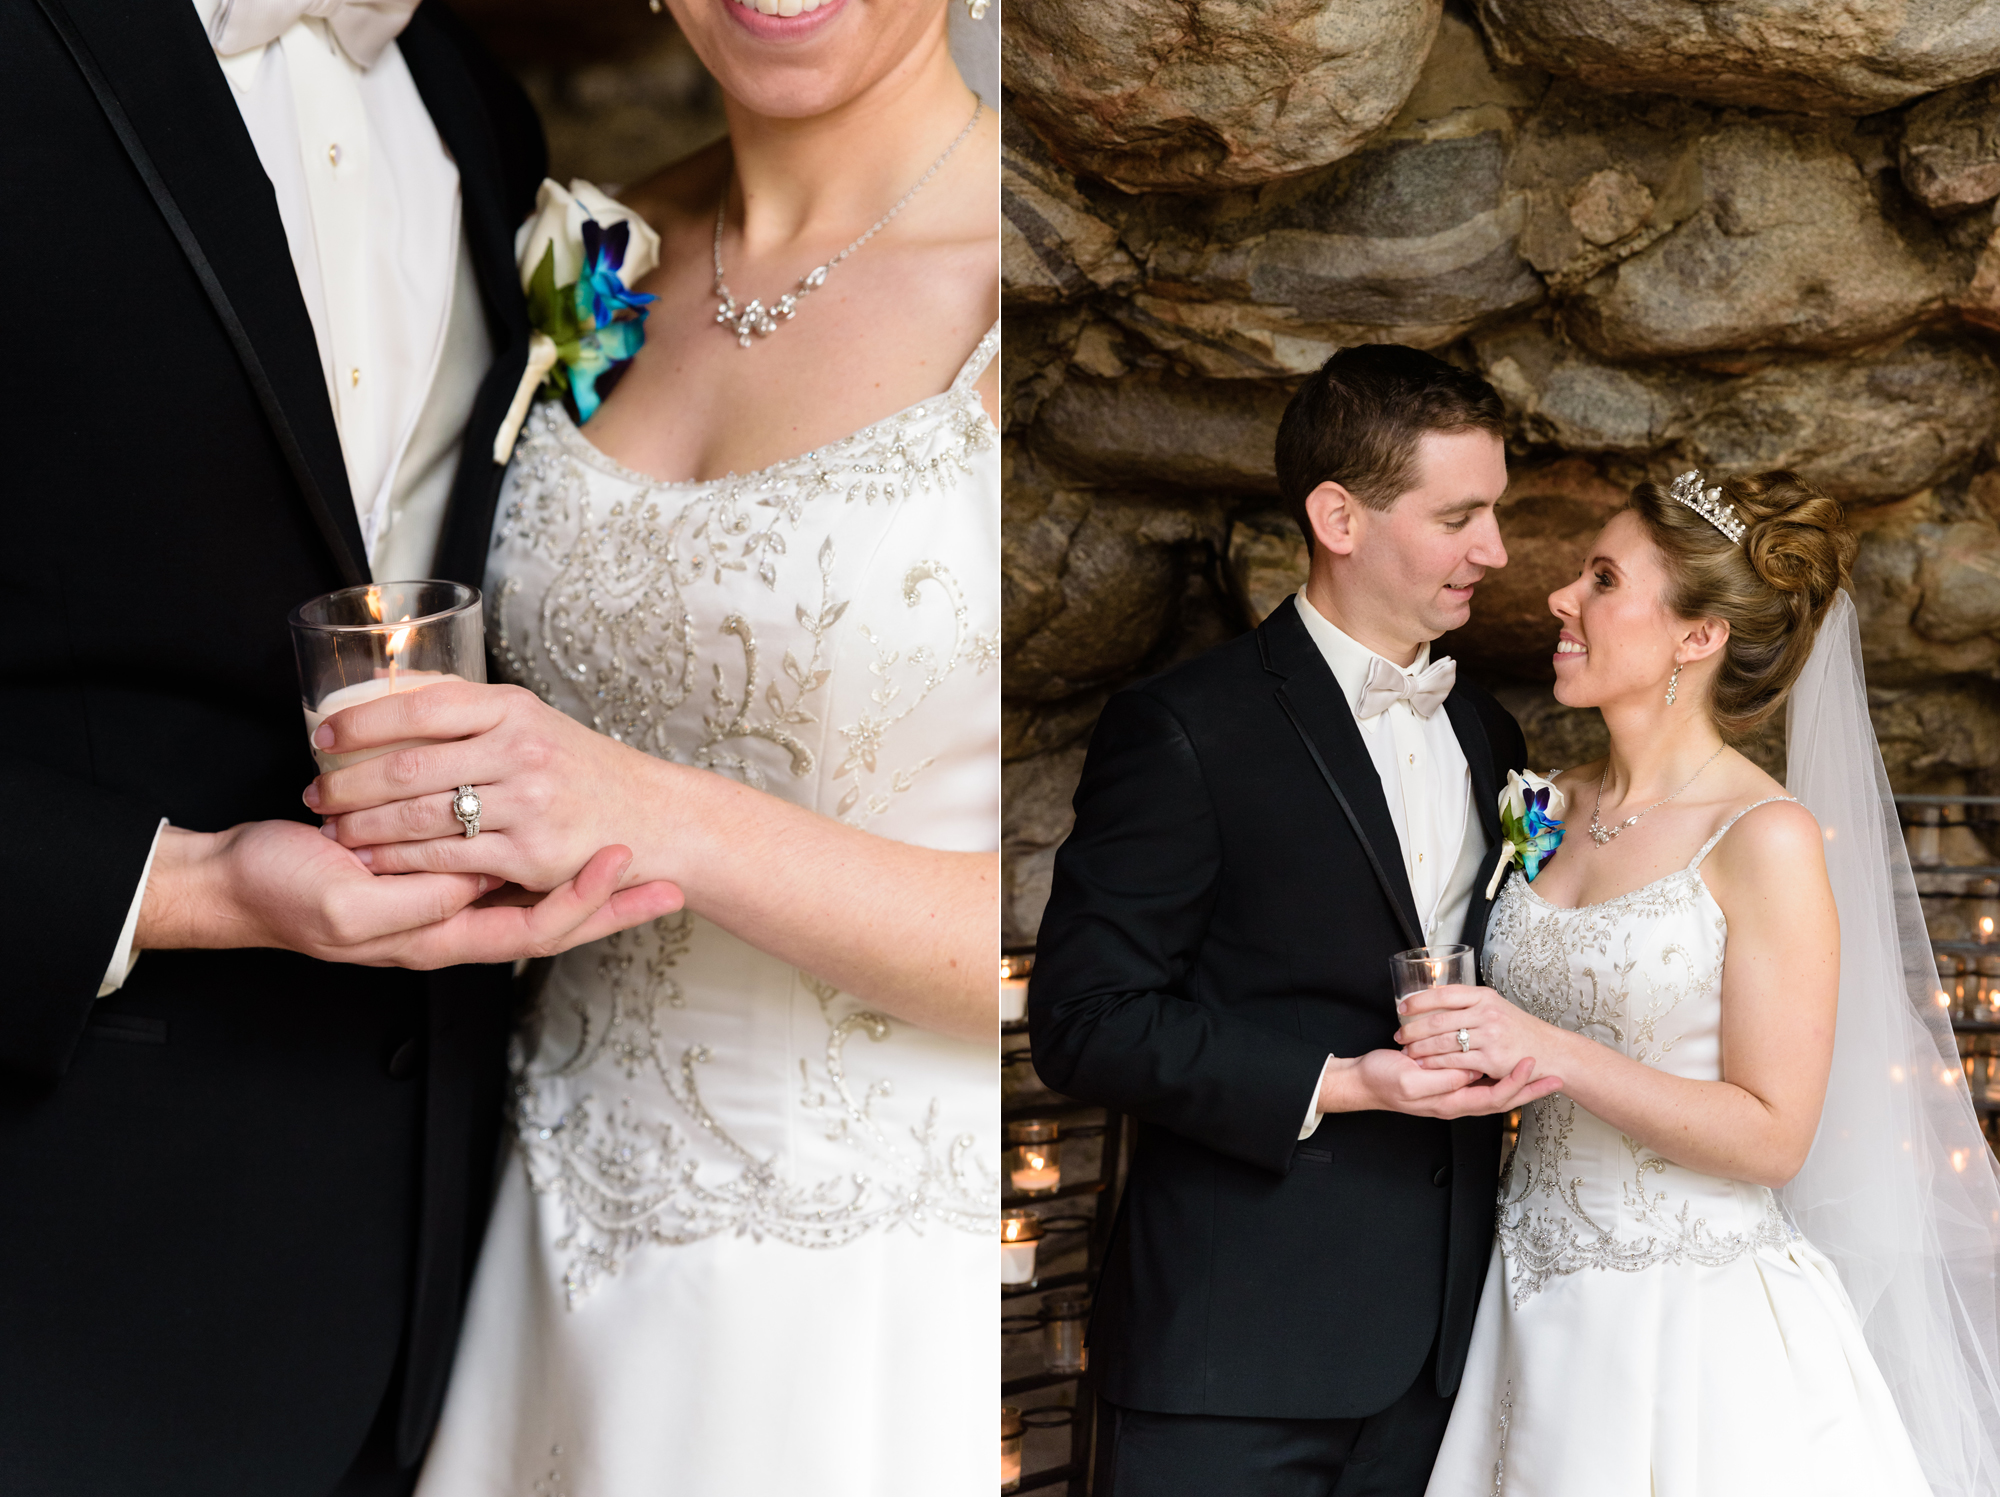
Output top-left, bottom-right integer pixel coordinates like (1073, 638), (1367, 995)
(1276, 345), (1506, 547)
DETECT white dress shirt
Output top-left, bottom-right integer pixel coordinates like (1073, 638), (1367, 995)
(1294, 593), (1487, 1138)
(98, 6), (490, 996)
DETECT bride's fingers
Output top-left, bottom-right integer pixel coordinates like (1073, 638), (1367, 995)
(387, 847), (673, 967)
(327, 786), (493, 848)
(306, 736), (514, 818)
(1395, 984), (1483, 1019)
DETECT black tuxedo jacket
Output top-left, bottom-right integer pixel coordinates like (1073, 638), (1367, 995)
(1030, 599), (1528, 1420)
(0, 3), (544, 1491)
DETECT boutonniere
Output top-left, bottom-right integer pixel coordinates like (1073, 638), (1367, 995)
(492, 178), (662, 464)
(1486, 769), (1567, 899)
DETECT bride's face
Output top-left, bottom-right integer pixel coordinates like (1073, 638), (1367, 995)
(662, 0), (951, 120)
(1548, 511), (1692, 710)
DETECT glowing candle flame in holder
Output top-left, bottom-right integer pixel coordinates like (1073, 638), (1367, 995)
(289, 581), (485, 774)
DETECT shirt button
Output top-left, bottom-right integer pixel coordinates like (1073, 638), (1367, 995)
(350, 367), (361, 388)
(386, 1037), (422, 1080)
(328, 142), (342, 167)
(1418, 852), (1425, 863)
(1408, 753), (1415, 765)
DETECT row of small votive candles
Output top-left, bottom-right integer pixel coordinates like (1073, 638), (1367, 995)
(1940, 953), (2000, 1020)
(1960, 1032), (2000, 1103)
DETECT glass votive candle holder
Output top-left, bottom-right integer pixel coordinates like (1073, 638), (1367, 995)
(1001, 1406), (1025, 1492)
(1043, 1291), (1089, 1375)
(289, 581), (484, 774)
(1974, 878), (2000, 946)
(1008, 1119), (1061, 1196)
(1001, 952), (1033, 1024)
(1001, 1209), (1044, 1285)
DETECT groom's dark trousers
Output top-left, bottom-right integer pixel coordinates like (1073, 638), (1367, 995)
(1031, 599), (1528, 1496)
(0, 4), (544, 1494)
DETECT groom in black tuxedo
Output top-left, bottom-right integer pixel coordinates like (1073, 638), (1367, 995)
(1032, 346), (1562, 1495)
(0, 5), (606, 1496)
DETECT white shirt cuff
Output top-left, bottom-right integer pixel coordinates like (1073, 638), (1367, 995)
(1300, 1055), (1336, 1141)
(98, 819), (168, 998)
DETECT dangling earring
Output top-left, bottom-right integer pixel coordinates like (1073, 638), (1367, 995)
(966, 0), (990, 16)
(647, 0), (662, 10)
(1665, 662), (1682, 706)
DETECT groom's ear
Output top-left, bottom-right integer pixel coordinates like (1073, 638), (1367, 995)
(1305, 480), (1364, 557)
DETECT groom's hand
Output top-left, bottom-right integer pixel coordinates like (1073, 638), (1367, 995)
(134, 822), (683, 968)
(1320, 1048), (1562, 1119)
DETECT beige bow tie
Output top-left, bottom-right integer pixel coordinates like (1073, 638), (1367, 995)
(209, 0), (419, 66)
(1356, 654), (1456, 720)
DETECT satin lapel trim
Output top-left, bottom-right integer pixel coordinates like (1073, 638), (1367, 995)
(1443, 693), (1501, 850)
(397, 5), (532, 587)
(1262, 607), (1424, 949)
(1444, 691), (1509, 943)
(39, 0), (368, 586)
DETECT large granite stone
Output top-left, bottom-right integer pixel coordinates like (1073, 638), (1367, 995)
(1476, 324), (2000, 502)
(1851, 488), (2000, 688)
(1473, 0), (2000, 116)
(1901, 76), (2000, 215)
(1002, 113), (1138, 308)
(1562, 120), (1961, 359)
(1105, 12), (1547, 377)
(1029, 373), (1292, 494)
(1003, 0), (1443, 192)
(1003, 462), (1225, 702)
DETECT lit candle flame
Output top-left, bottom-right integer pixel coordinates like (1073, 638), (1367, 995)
(1938, 990), (1953, 1008)
(1002, 1218), (1026, 1242)
(1953, 1149), (1971, 1173)
(1982, 916), (1995, 940)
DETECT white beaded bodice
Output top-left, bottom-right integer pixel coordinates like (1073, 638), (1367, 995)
(1482, 800), (1796, 1307)
(483, 326), (1001, 1304)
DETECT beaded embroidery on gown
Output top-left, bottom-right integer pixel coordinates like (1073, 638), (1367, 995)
(1426, 800), (1931, 1496)
(414, 325), (1000, 1497)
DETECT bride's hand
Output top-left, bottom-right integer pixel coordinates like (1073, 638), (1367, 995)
(303, 681), (668, 890)
(1396, 983), (1552, 1083)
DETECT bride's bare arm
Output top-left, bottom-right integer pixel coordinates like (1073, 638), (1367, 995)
(304, 680), (997, 1042)
(1397, 800), (1840, 1188)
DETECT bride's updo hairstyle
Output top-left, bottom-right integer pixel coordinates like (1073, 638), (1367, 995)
(1624, 469), (1857, 735)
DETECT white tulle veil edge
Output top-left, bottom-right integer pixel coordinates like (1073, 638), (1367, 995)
(1782, 588), (2000, 1497)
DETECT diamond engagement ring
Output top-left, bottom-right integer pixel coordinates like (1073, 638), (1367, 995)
(452, 785), (482, 838)
(1456, 1028), (1472, 1053)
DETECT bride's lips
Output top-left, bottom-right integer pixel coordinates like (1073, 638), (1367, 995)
(722, 0), (846, 38)
(1554, 631), (1587, 663)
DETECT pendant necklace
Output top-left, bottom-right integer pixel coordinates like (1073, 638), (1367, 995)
(1588, 745), (1726, 846)
(712, 101), (983, 348)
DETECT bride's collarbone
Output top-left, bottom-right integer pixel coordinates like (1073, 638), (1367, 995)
(1528, 792), (1763, 909)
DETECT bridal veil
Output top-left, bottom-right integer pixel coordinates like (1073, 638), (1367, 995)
(1784, 589), (2000, 1497)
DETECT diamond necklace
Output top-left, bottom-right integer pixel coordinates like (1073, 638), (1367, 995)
(1588, 745), (1727, 846)
(711, 100), (983, 348)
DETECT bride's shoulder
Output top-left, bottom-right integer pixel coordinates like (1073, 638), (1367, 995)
(617, 139), (733, 243)
(1700, 759), (1824, 881)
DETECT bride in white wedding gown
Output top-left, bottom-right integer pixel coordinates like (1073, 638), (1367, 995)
(1401, 471), (2000, 1496)
(304, 1), (1000, 1492)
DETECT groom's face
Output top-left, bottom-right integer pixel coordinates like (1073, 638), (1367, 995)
(1309, 429), (1510, 657)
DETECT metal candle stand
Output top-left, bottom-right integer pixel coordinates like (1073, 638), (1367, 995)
(1899, 795), (2000, 1157)
(1000, 949), (1130, 1494)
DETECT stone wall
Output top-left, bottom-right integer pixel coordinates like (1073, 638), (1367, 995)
(1001, 0), (2000, 945)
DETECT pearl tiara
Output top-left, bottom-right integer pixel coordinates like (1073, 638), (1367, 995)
(1668, 470), (1747, 544)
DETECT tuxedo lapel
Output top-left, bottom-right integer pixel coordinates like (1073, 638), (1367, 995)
(1444, 688), (1508, 949)
(401, 3), (534, 589)
(38, 0), (369, 586)
(1261, 602), (1425, 950)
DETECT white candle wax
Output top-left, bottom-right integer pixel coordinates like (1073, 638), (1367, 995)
(1011, 1163), (1060, 1194)
(1000, 1238), (1039, 1285)
(1000, 977), (1029, 1023)
(303, 672), (459, 774)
